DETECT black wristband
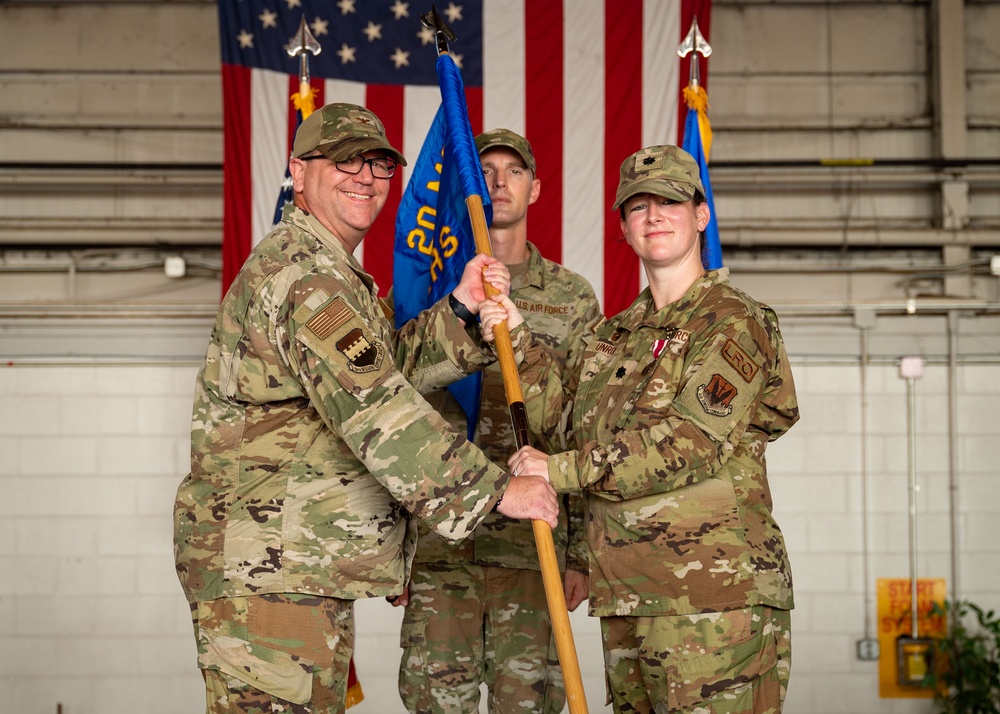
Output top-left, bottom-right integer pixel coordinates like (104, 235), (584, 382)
(448, 292), (477, 324)
(491, 488), (504, 513)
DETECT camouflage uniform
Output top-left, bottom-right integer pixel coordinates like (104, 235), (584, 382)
(400, 243), (602, 714)
(524, 270), (799, 713)
(520, 145), (799, 713)
(174, 199), (528, 713)
(525, 270), (798, 714)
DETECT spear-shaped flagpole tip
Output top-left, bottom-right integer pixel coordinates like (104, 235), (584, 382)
(421, 4), (457, 55)
(286, 15), (322, 87)
(677, 16), (712, 59)
(677, 17), (712, 89)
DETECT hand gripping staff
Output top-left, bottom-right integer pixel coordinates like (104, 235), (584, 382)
(421, 7), (589, 713)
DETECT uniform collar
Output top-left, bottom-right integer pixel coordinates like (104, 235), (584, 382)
(509, 242), (546, 292)
(617, 269), (729, 332)
(281, 203), (378, 294)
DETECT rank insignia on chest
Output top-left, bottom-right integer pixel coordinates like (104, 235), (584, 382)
(697, 373), (738, 416)
(336, 327), (384, 373)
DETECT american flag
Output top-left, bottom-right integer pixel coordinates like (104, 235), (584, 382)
(218, 0), (712, 316)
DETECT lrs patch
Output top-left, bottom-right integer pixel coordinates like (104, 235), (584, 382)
(336, 327), (384, 373)
(697, 373), (738, 416)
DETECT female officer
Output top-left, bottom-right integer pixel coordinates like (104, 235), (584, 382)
(509, 145), (799, 714)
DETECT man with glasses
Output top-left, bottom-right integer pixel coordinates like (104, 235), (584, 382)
(299, 153), (398, 176)
(174, 103), (560, 714)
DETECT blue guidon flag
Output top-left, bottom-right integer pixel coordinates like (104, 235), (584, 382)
(393, 53), (492, 437)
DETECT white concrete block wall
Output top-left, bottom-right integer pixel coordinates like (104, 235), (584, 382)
(2, 360), (997, 714)
(1, 364), (204, 714)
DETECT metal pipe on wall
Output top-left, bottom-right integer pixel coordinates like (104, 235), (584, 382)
(947, 311), (961, 604)
(908, 375), (920, 638)
(856, 310), (877, 645)
(899, 356), (925, 638)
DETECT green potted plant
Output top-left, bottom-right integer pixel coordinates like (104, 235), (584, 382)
(923, 600), (1000, 713)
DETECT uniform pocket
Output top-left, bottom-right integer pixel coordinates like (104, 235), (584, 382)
(666, 625), (777, 710)
(397, 613), (434, 714)
(198, 626), (314, 705)
(399, 609), (427, 648)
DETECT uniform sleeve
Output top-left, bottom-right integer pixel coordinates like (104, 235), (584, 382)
(559, 290), (603, 570)
(283, 278), (509, 542)
(519, 313), (604, 457)
(549, 316), (780, 501)
(391, 295), (534, 395)
(393, 294), (495, 394)
(755, 308), (800, 438)
(563, 492), (589, 573)
(562, 293), (604, 424)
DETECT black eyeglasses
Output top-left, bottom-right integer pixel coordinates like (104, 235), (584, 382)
(299, 154), (397, 179)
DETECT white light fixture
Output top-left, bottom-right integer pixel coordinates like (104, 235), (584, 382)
(164, 256), (186, 278)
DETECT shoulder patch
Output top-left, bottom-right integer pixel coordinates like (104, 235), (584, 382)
(336, 327), (384, 373)
(721, 338), (760, 384)
(306, 296), (353, 339)
(295, 294), (390, 398)
(697, 373), (738, 416)
(674, 334), (766, 442)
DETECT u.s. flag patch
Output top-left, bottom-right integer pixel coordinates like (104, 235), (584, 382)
(306, 297), (353, 340)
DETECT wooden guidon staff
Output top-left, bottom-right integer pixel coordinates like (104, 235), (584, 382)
(419, 8), (589, 712)
(466, 193), (589, 713)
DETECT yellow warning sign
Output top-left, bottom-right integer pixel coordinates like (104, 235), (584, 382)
(877, 578), (947, 698)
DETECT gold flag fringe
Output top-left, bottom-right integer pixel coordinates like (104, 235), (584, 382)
(683, 84), (713, 162)
(291, 85), (319, 120)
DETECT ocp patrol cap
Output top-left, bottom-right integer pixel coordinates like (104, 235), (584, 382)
(475, 128), (536, 174)
(612, 144), (704, 210)
(293, 102), (407, 166)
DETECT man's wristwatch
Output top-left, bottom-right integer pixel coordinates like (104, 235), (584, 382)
(448, 292), (477, 324)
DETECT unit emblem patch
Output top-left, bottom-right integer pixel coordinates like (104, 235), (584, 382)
(336, 327), (384, 373)
(697, 373), (738, 416)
